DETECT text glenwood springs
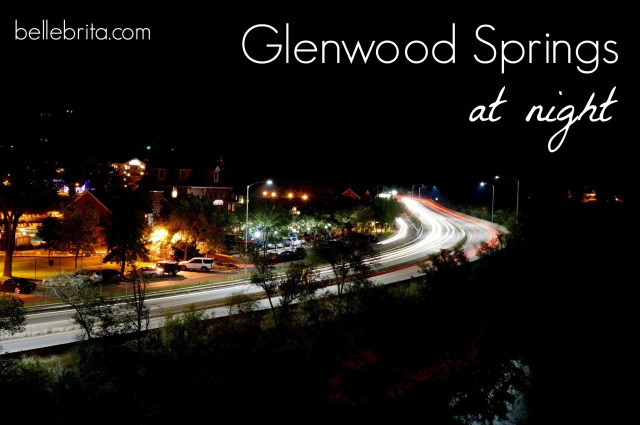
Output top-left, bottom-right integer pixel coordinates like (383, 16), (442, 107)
(242, 23), (618, 75)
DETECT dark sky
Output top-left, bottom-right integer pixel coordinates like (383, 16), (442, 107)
(3, 5), (636, 205)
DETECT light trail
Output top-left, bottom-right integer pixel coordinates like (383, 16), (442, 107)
(1, 196), (504, 353)
(377, 216), (409, 245)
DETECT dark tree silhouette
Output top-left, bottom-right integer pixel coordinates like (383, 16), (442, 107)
(0, 167), (57, 277)
(102, 196), (151, 273)
(54, 202), (102, 269)
(0, 294), (26, 337)
(311, 231), (378, 298)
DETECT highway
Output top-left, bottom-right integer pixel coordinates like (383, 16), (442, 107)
(1, 196), (504, 354)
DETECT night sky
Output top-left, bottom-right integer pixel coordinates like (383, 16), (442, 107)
(4, 6), (635, 207)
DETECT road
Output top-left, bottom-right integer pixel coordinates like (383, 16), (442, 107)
(1, 197), (504, 354)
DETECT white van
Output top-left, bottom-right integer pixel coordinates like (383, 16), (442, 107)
(178, 257), (215, 272)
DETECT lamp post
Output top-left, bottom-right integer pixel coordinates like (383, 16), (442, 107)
(411, 184), (424, 197)
(246, 179), (273, 253)
(495, 175), (519, 224)
(418, 185), (435, 199)
(480, 182), (495, 223)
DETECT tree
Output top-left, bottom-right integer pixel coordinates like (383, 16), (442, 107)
(0, 294), (26, 338)
(348, 204), (375, 234)
(449, 357), (531, 425)
(247, 246), (279, 326)
(333, 208), (356, 234)
(165, 196), (208, 261)
(151, 305), (212, 360)
(372, 196), (404, 232)
(54, 202), (102, 269)
(291, 213), (324, 241)
(163, 194), (237, 258)
(244, 199), (291, 254)
(37, 216), (62, 263)
(277, 261), (316, 321)
(0, 167), (57, 277)
(45, 272), (150, 344)
(195, 201), (233, 256)
(102, 196), (151, 273)
(419, 247), (469, 278)
(45, 276), (117, 340)
(311, 232), (378, 299)
(118, 273), (151, 353)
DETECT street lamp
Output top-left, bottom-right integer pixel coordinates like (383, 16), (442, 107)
(411, 184), (424, 197)
(246, 179), (273, 253)
(495, 175), (520, 224)
(480, 182), (495, 223)
(418, 185), (436, 199)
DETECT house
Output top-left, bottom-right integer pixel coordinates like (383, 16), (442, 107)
(341, 187), (361, 200)
(149, 157), (235, 212)
(72, 190), (113, 226)
(109, 158), (147, 190)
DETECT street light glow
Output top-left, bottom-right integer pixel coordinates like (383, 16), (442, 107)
(411, 183), (424, 197)
(246, 179), (273, 253)
(419, 185), (436, 199)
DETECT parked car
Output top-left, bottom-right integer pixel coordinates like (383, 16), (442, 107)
(0, 277), (37, 294)
(139, 266), (159, 278)
(155, 261), (180, 276)
(266, 241), (284, 249)
(277, 250), (300, 262)
(283, 237), (303, 247)
(123, 266), (158, 281)
(74, 269), (95, 280)
(42, 274), (89, 287)
(178, 257), (215, 272)
(276, 247), (308, 262)
(96, 269), (124, 283)
(76, 269), (123, 283)
(265, 252), (280, 262)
